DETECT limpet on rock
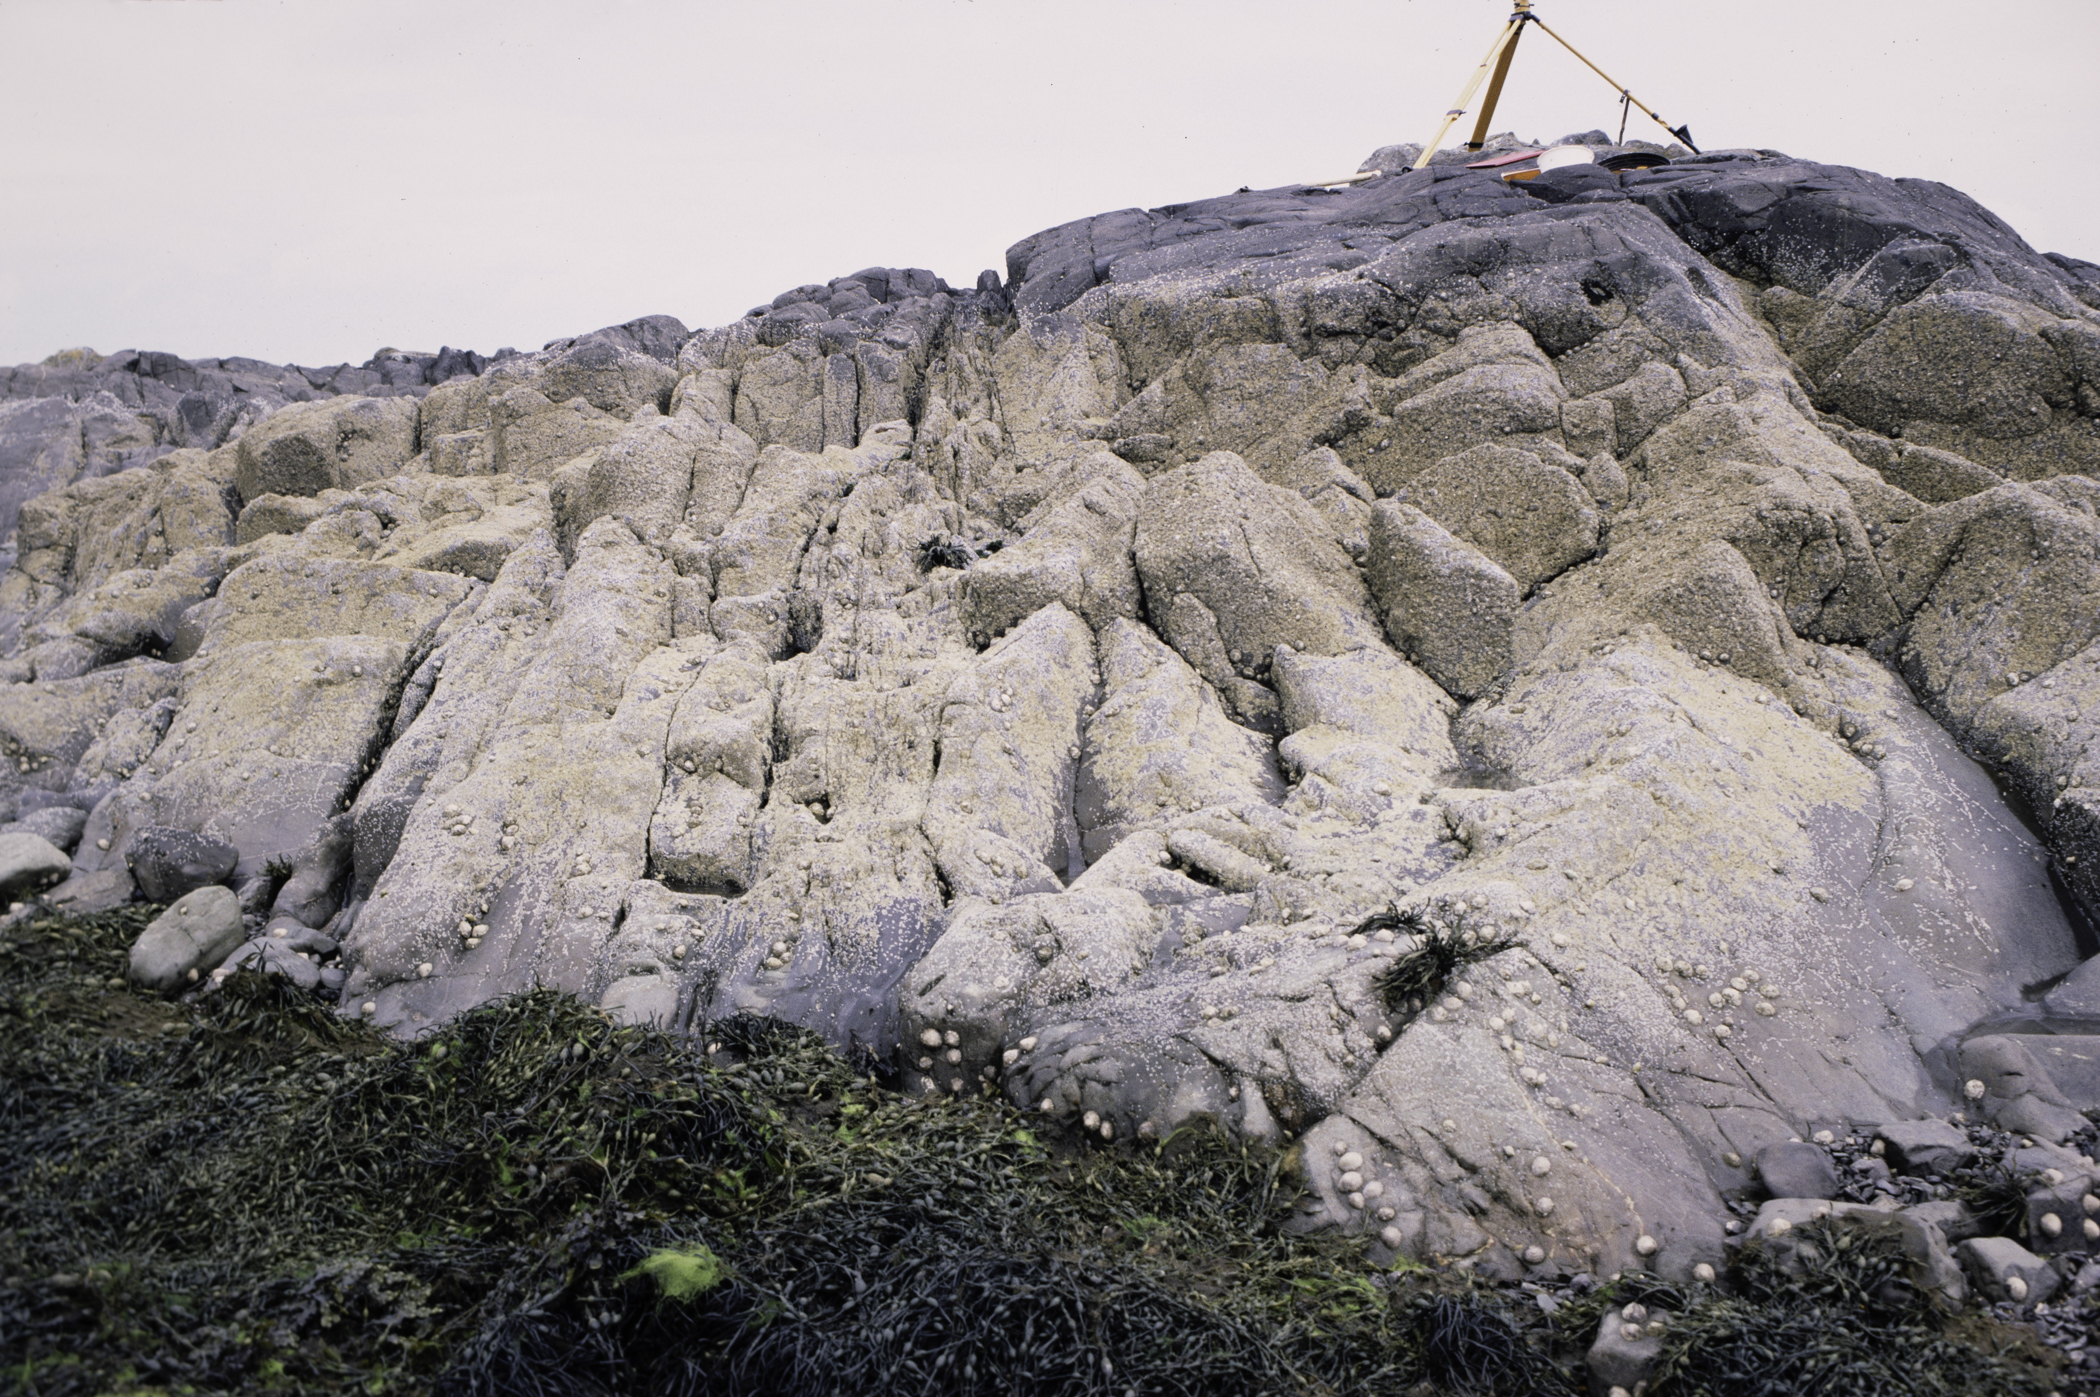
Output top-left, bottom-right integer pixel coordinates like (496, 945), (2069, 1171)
(1693, 1262), (1716, 1283)
(1964, 1079), (1987, 1100)
(1523, 1245), (1547, 1265)
(2008, 1275), (2030, 1301)
(1635, 1234), (1659, 1256)
(1338, 1151), (1363, 1171)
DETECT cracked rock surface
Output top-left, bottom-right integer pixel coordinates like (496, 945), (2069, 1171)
(5, 148), (2100, 1280)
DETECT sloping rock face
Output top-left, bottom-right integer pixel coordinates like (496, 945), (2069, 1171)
(5, 156), (2100, 1281)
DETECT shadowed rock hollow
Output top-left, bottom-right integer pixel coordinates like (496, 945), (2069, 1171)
(6, 142), (2100, 1285)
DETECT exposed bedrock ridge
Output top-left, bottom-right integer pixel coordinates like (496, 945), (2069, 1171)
(4, 156), (2100, 1280)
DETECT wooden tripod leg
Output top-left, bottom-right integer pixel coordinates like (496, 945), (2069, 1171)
(1411, 16), (1525, 169)
(1466, 17), (1528, 152)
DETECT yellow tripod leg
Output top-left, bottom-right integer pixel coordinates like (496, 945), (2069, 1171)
(1412, 16), (1526, 170)
(1466, 16), (1528, 152)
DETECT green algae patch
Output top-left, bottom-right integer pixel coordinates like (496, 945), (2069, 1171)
(623, 1245), (725, 1302)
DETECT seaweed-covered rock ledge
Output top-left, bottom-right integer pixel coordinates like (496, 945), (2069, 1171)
(5, 138), (2100, 1299)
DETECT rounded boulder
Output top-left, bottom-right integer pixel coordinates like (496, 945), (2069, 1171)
(127, 825), (239, 903)
(0, 831), (73, 904)
(129, 885), (246, 992)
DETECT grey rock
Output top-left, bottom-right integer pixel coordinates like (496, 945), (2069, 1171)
(2024, 1177), (2098, 1257)
(43, 866), (137, 915)
(2013, 1034), (2100, 1111)
(1755, 1141), (1841, 1200)
(269, 815), (352, 930)
(0, 831), (71, 902)
(600, 969), (681, 1026)
(125, 825), (238, 903)
(129, 885), (245, 992)
(1585, 1305), (1665, 1396)
(234, 395), (419, 503)
(1960, 1034), (2087, 1142)
(1958, 1235), (2059, 1305)
(1397, 443), (1599, 590)
(260, 915), (337, 955)
(1875, 1119), (1977, 1176)
(6, 804), (86, 853)
(1364, 501), (1517, 698)
(1903, 1199), (1982, 1245)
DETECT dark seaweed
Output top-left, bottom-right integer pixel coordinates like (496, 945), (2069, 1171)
(0, 906), (2061, 1396)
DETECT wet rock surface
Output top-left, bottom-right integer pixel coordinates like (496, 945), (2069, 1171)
(2, 142), (2099, 1289)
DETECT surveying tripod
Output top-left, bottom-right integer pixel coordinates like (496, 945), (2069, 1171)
(1414, 1), (1700, 169)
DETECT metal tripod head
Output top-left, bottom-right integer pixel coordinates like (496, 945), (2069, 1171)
(1412, 2), (1699, 170)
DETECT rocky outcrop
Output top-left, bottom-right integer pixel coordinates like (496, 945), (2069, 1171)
(4, 149), (2100, 1285)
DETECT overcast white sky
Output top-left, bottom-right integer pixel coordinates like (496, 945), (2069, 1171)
(2, 0), (2095, 368)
